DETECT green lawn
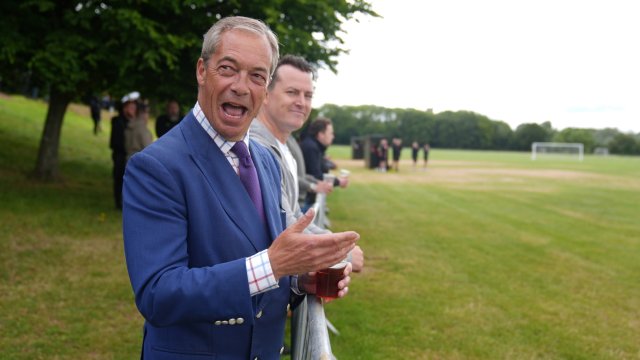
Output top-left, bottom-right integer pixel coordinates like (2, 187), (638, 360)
(2, 95), (640, 359)
(326, 146), (640, 358)
(0, 95), (141, 358)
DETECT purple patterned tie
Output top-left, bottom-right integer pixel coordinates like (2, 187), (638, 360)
(231, 141), (265, 223)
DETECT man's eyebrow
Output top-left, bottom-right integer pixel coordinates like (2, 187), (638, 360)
(216, 56), (239, 66)
(251, 65), (269, 74)
(216, 56), (269, 74)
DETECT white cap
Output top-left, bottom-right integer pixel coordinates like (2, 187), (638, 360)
(121, 91), (140, 104)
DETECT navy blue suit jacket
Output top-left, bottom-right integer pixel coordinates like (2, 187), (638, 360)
(123, 111), (289, 359)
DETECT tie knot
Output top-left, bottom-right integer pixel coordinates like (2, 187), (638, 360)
(231, 141), (250, 159)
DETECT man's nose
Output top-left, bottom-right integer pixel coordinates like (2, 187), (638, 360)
(294, 93), (307, 107)
(230, 73), (250, 96)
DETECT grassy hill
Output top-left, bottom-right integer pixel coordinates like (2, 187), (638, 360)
(1, 95), (640, 359)
(0, 95), (141, 358)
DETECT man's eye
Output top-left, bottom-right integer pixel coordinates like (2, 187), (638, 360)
(218, 65), (235, 76)
(252, 74), (267, 85)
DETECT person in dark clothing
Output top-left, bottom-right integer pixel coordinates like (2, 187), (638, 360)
(377, 138), (389, 172)
(300, 117), (348, 207)
(155, 99), (182, 138)
(411, 141), (420, 168)
(89, 95), (102, 135)
(391, 137), (402, 171)
(110, 91), (139, 209)
(369, 142), (379, 169)
(423, 143), (431, 169)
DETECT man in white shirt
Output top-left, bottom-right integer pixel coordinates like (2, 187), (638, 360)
(251, 55), (363, 271)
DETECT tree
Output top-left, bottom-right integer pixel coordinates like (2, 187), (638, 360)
(315, 103), (359, 144)
(0, 0), (376, 180)
(609, 134), (639, 155)
(553, 128), (596, 153)
(512, 123), (553, 150)
(593, 128), (622, 148)
(491, 121), (514, 150)
(318, 104), (396, 144)
(395, 108), (435, 145)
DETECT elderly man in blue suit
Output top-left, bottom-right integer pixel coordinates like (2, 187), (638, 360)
(123, 16), (359, 359)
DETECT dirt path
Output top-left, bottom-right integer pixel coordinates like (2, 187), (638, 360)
(331, 158), (635, 189)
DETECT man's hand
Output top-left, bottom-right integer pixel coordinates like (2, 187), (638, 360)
(298, 262), (353, 301)
(337, 176), (349, 188)
(268, 209), (359, 280)
(350, 245), (364, 273)
(314, 181), (333, 194)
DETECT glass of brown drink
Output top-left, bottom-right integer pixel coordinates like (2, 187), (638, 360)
(316, 260), (348, 300)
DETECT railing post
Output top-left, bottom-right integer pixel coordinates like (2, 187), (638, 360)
(291, 192), (335, 359)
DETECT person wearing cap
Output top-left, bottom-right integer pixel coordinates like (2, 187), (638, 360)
(109, 91), (139, 209)
(122, 17), (359, 359)
(124, 99), (153, 161)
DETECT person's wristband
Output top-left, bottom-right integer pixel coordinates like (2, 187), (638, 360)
(309, 182), (317, 192)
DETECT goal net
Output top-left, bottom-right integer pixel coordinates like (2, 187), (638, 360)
(531, 142), (584, 161)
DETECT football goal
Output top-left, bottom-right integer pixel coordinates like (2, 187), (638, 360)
(531, 142), (584, 161)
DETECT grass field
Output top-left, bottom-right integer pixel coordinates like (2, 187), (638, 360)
(1, 95), (640, 359)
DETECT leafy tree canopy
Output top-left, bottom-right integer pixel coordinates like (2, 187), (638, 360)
(0, 0), (377, 179)
(1, 0), (376, 101)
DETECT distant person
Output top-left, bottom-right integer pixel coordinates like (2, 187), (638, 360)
(89, 95), (102, 135)
(124, 99), (153, 161)
(423, 143), (431, 168)
(110, 91), (139, 209)
(369, 141), (379, 169)
(391, 137), (402, 171)
(300, 117), (348, 208)
(377, 138), (389, 172)
(101, 94), (114, 113)
(155, 99), (182, 138)
(289, 135), (332, 210)
(411, 141), (420, 168)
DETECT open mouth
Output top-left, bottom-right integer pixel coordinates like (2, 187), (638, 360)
(222, 102), (248, 119)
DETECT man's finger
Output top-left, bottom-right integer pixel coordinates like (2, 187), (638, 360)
(286, 208), (315, 233)
(336, 231), (360, 246)
(343, 262), (353, 277)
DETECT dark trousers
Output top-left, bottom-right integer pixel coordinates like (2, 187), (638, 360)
(112, 152), (126, 209)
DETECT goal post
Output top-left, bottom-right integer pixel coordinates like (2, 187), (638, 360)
(531, 142), (584, 161)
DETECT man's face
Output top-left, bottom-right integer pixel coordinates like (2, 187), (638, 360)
(196, 29), (272, 141)
(317, 124), (335, 147)
(123, 101), (137, 120)
(262, 65), (314, 137)
(167, 101), (180, 118)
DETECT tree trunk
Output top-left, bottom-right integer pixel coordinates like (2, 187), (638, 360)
(33, 88), (72, 181)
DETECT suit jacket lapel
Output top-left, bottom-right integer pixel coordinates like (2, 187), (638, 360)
(250, 139), (284, 242)
(180, 113), (267, 251)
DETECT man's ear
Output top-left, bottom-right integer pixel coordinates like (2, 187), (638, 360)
(196, 58), (206, 86)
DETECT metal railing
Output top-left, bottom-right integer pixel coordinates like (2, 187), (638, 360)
(291, 193), (335, 359)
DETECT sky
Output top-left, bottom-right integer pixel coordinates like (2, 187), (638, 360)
(313, 0), (640, 133)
